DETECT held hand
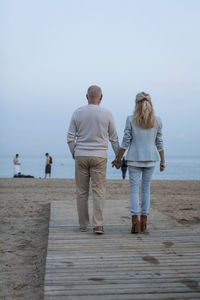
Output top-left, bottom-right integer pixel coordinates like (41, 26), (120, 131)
(112, 159), (121, 169)
(114, 161), (122, 169)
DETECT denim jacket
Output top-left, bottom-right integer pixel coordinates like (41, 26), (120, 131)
(121, 116), (163, 162)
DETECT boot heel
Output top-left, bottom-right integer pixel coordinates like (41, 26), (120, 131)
(140, 215), (147, 233)
(131, 215), (140, 233)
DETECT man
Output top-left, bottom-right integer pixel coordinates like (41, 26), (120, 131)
(67, 85), (119, 234)
(45, 153), (51, 178)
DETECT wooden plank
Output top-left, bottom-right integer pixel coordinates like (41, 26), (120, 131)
(44, 297), (200, 300)
(44, 201), (200, 300)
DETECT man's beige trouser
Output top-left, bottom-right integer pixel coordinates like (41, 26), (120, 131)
(75, 156), (107, 228)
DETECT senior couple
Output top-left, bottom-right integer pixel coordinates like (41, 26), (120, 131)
(67, 85), (165, 234)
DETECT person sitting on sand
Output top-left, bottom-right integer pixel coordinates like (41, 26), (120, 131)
(112, 92), (165, 233)
(14, 173), (34, 178)
(13, 154), (21, 176)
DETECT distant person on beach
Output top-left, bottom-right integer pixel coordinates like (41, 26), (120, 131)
(45, 153), (52, 178)
(13, 154), (21, 175)
(67, 85), (120, 234)
(112, 92), (165, 233)
(14, 174), (34, 178)
(121, 156), (128, 179)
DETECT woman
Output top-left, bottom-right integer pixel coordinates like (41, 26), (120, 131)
(113, 92), (165, 233)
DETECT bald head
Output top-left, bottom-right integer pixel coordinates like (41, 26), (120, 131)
(86, 85), (102, 104)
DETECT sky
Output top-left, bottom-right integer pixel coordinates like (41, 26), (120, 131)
(1, 0), (200, 158)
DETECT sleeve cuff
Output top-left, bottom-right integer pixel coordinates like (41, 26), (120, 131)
(120, 145), (128, 150)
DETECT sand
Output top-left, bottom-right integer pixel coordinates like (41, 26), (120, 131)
(0, 178), (200, 299)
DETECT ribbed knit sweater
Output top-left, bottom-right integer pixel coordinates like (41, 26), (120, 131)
(67, 104), (120, 158)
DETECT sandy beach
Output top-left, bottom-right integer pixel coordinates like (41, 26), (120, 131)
(0, 178), (200, 299)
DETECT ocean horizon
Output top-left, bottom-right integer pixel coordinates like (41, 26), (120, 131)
(0, 154), (200, 180)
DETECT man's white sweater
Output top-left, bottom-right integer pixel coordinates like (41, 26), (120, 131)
(67, 104), (120, 158)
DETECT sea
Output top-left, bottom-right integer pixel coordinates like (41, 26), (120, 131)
(0, 154), (200, 180)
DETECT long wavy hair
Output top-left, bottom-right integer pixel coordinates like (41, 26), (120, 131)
(133, 92), (156, 129)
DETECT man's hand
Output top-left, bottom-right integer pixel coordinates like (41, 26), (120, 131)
(112, 159), (121, 169)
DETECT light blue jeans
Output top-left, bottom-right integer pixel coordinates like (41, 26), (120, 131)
(128, 166), (155, 216)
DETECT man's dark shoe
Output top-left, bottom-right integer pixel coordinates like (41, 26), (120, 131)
(79, 227), (88, 232)
(93, 226), (104, 234)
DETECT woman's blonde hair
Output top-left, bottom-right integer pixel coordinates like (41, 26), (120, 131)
(133, 92), (156, 129)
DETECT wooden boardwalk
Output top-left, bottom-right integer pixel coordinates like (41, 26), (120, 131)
(44, 200), (200, 299)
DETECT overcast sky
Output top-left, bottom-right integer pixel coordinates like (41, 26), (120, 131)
(1, 0), (200, 157)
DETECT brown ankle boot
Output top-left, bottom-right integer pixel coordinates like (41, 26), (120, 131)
(131, 215), (140, 233)
(140, 215), (147, 232)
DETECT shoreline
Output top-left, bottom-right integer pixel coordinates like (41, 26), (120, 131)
(1, 179), (200, 299)
(1, 177), (200, 180)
